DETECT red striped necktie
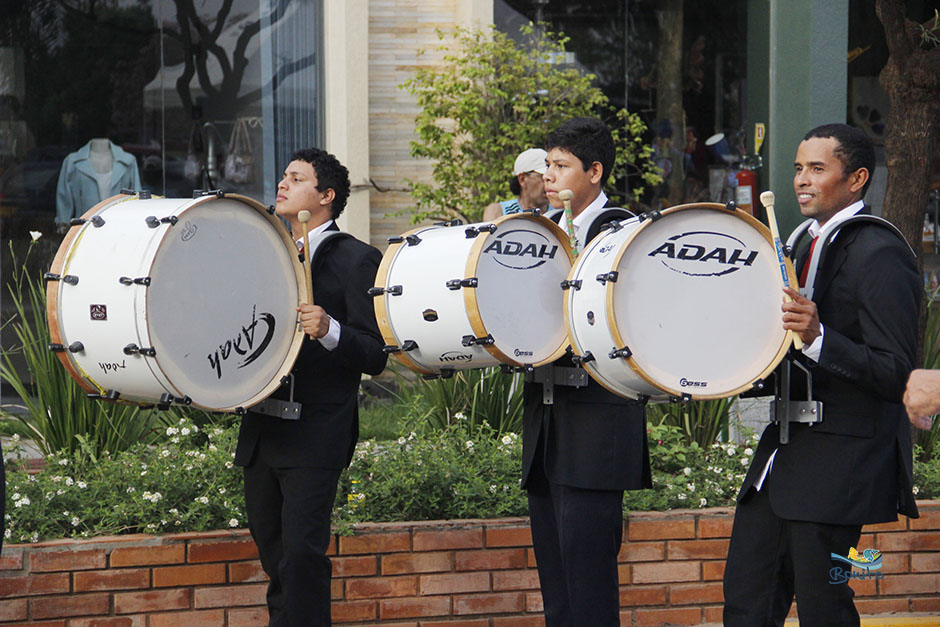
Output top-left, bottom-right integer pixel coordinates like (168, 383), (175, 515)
(798, 236), (819, 288)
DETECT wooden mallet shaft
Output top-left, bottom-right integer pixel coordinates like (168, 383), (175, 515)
(558, 189), (577, 256)
(298, 210), (314, 307)
(759, 191), (803, 350)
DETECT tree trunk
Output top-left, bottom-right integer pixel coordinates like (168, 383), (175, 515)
(875, 0), (940, 257)
(656, 0), (685, 206)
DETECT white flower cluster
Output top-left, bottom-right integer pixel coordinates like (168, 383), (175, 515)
(141, 491), (163, 503)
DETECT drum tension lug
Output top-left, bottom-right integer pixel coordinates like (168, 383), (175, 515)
(68, 341), (84, 353)
(43, 272), (79, 285)
(367, 285), (402, 296)
(465, 224), (497, 238)
(461, 334), (494, 347)
(725, 200), (737, 212)
(433, 219), (463, 227)
(783, 245), (793, 257)
(499, 364), (514, 374)
(234, 407), (246, 416)
(571, 351), (595, 365)
(439, 368), (455, 379)
(446, 278), (478, 291)
(400, 340), (419, 352)
(120, 188), (137, 196)
(123, 344), (157, 357)
(146, 216), (179, 228)
(596, 271), (619, 284)
(48, 343), (65, 352)
(138, 190), (152, 200)
(267, 204), (276, 215)
(88, 389), (121, 402)
(681, 393), (692, 403)
(639, 210), (662, 223)
(602, 220), (624, 233)
(119, 276), (152, 286)
(751, 378), (765, 392)
(560, 279), (582, 291)
(609, 346), (632, 360)
(70, 215), (106, 227)
(193, 189), (224, 198)
(383, 345), (401, 354)
(636, 394), (651, 405)
(405, 234), (422, 246)
(387, 235), (404, 244)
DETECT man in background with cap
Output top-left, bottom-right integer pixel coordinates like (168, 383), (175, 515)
(482, 147), (550, 220)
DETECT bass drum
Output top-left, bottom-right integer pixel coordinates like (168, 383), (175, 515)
(47, 193), (305, 411)
(565, 202), (798, 401)
(373, 213), (573, 375)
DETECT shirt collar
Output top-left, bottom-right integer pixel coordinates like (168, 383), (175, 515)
(808, 199), (864, 240)
(572, 191), (609, 230)
(295, 219), (335, 250)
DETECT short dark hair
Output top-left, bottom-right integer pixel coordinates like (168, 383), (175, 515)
(289, 148), (351, 219)
(803, 124), (875, 197)
(544, 117), (616, 184)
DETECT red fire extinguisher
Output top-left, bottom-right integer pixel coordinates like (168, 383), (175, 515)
(735, 166), (758, 217)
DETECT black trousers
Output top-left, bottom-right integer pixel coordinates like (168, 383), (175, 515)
(244, 455), (341, 627)
(526, 450), (624, 627)
(723, 477), (862, 627)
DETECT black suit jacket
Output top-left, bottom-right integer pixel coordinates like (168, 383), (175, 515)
(521, 206), (652, 492)
(235, 225), (387, 470)
(739, 210), (920, 525)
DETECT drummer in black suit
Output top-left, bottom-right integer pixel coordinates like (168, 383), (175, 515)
(235, 148), (387, 626)
(522, 117), (651, 626)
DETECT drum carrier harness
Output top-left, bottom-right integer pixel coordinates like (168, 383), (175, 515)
(774, 214), (915, 443)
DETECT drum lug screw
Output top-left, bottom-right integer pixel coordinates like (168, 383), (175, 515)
(43, 272), (79, 285)
(145, 216), (161, 228)
(400, 340), (419, 352)
(571, 351), (595, 365)
(119, 277), (152, 286)
(383, 345), (401, 354)
(596, 271), (619, 284)
(725, 200), (738, 212)
(68, 341), (85, 353)
(48, 343), (66, 352)
(608, 346), (633, 360)
(405, 234), (422, 246)
(387, 235), (404, 244)
(560, 279), (582, 291)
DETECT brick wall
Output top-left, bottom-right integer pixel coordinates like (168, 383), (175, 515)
(0, 503), (937, 625)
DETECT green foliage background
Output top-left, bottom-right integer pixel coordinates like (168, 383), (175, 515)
(402, 25), (661, 224)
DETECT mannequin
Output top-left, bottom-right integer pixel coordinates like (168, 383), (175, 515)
(88, 138), (114, 204)
(56, 137), (140, 227)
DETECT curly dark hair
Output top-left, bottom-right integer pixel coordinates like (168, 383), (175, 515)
(544, 117), (615, 184)
(803, 124), (875, 197)
(290, 148), (351, 219)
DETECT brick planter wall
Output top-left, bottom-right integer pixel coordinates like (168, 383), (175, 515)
(0, 502), (937, 625)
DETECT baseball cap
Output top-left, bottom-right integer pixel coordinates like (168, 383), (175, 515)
(512, 148), (548, 176)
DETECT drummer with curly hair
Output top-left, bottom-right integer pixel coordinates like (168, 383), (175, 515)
(234, 148), (387, 626)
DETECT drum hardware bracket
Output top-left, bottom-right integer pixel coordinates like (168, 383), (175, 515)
(446, 277), (478, 291)
(560, 279), (582, 291)
(88, 389), (121, 402)
(461, 334), (494, 347)
(138, 190), (152, 200)
(145, 215), (179, 228)
(383, 340), (419, 354)
(157, 393), (193, 410)
(725, 200), (738, 212)
(601, 220), (624, 233)
(751, 378), (766, 392)
(433, 219), (462, 227)
(249, 397), (301, 420)
(669, 394), (692, 403)
(266, 204), (276, 215)
(192, 189), (225, 198)
(368, 285), (402, 296)
(48, 341), (85, 353)
(596, 271), (619, 284)
(639, 210), (663, 223)
(609, 346), (633, 360)
(465, 224), (498, 238)
(387, 235), (405, 244)
(422, 368), (455, 380)
(43, 272), (79, 285)
(773, 357), (822, 444)
(119, 276), (152, 286)
(70, 215), (106, 228)
(571, 351), (595, 365)
(405, 234), (422, 246)
(526, 366), (590, 405)
(123, 343), (157, 357)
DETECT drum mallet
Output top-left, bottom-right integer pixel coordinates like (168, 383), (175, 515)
(760, 191), (803, 350)
(297, 210), (315, 308)
(558, 189), (577, 257)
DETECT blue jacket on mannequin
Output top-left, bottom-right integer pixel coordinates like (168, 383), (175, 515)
(55, 139), (140, 225)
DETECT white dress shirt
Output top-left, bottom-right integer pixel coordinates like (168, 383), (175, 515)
(295, 220), (341, 351)
(557, 191), (609, 253)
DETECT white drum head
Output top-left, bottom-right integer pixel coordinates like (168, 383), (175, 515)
(610, 206), (788, 398)
(147, 197), (301, 408)
(469, 214), (572, 365)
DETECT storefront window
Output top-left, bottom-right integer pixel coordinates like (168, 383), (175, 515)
(494, 0), (749, 208)
(0, 0), (322, 398)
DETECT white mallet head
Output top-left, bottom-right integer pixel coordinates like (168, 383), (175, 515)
(558, 189), (574, 202)
(298, 210), (311, 223)
(759, 191), (775, 208)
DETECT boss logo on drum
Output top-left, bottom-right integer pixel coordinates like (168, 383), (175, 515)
(679, 378), (708, 388)
(513, 348), (534, 358)
(483, 229), (559, 270)
(439, 351), (473, 363)
(207, 305), (276, 379)
(648, 231), (759, 277)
